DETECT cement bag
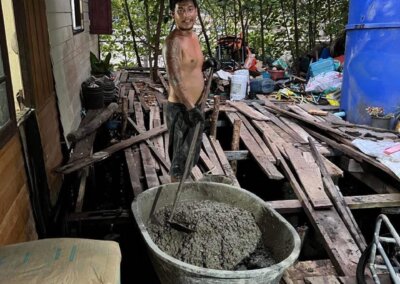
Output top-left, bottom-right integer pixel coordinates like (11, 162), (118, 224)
(305, 71), (343, 93)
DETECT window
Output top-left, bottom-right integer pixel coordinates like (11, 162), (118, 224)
(0, 5), (16, 148)
(71, 0), (84, 33)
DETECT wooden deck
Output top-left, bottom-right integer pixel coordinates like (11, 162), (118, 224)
(61, 68), (400, 283)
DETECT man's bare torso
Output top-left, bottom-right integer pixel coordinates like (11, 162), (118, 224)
(164, 29), (204, 108)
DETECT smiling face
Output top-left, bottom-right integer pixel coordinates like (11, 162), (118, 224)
(172, 0), (197, 31)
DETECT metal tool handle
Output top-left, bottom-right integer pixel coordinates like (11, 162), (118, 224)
(167, 68), (213, 223)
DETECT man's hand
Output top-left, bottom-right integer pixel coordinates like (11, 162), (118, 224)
(203, 57), (221, 71)
(187, 107), (204, 127)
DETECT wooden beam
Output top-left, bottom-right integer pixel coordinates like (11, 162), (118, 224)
(226, 112), (283, 180)
(67, 103), (118, 143)
(309, 137), (367, 251)
(56, 124), (167, 174)
(268, 193), (400, 213)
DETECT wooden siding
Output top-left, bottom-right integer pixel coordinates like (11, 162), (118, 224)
(46, 0), (99, 139)
(14, 0), (65, 205)
(0, 135), (37, 245)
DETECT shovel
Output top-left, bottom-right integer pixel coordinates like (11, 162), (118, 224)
(149, 68), (214, 233)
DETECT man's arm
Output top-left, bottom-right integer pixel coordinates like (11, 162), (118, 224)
(165, 36), (195, 110)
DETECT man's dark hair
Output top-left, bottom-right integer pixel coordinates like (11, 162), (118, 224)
(169, 0), (198, 12)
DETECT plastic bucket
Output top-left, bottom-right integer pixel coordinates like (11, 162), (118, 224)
(132, 182), (301, 284)
(341, 0), (400, 127)
(230, 75), (248, 101)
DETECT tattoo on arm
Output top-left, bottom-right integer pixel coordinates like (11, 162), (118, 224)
(166, 38), (183, 90)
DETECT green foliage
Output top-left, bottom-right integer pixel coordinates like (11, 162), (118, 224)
(100, 0), (349, 67)
(90, 52), (112, 75)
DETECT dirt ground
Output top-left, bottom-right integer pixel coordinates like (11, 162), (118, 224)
(148, 200), (276, 270)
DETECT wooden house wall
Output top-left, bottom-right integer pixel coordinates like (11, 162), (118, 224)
(0, 135), (37, 245)
(14, 0), (65, 205)
(46, 0), (99, 140)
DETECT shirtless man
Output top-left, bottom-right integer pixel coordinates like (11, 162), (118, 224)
(163, 0), (205, 182)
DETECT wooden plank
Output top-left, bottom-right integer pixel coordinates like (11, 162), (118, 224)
(74, 168), (88, 212)
(127, 118), (170, 171)
(252, 120), (289, 158)
(138, 94), (150, 112)
(287, 104), (325, 123)
(303, 152), (343, 180)
(200, 149), (220, 174)
(140, 143), (160, 188)
(252, 102), (306, 144)
(124, 148), (143, 197)
(202, 133), (224, 175)
(257, 97), (353, 141)
(277, 144), (360, 276)
(269, 193), (400, 213)
(227, 101), (270, 121)
(304, 276), (341, 284)
(346, 193), (400, 209)
(305, 127), (400, 182)
(280, 116), (330, 156)
(191, 166), (203, 181)
(299, 103), (345, 125)
(284, 260), (337, 282)
(157, 70), (169, 94)
(56, 125), (167, 174)
(128, 90), (135, 113)
(134, 102), (159, 189)
(208, 137), (240, 187)
(226, 112), (284, 180)
(238, 113), (276, 164)
(224, 150), (249, 161)
(120, 70), (129, 83)
(152, 105), (164, 173)
(309, 138), (367, 250)
(285, 147), (332, 209)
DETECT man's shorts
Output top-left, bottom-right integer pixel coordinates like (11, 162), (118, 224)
(166, 102), (204, 179)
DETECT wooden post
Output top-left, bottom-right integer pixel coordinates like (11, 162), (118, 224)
(210, 95), (220, 138)
(230, 119), (241, 174)
(121, 96), (128, 138)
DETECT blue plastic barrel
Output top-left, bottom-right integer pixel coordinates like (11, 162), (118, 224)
(341, 0), (400, 126)
(250, 78), (275, 94)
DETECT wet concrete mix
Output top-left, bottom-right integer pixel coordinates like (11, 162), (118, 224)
(148, 200), (276, 270)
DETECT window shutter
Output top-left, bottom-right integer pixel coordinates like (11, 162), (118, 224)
(89, 0), (112, 34)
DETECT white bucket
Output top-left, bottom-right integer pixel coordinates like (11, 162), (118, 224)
(230, 75), (248, 101)
(234, 69), (249, 77)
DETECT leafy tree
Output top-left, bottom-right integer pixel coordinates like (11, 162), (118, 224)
(100, 0), (348, 73)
